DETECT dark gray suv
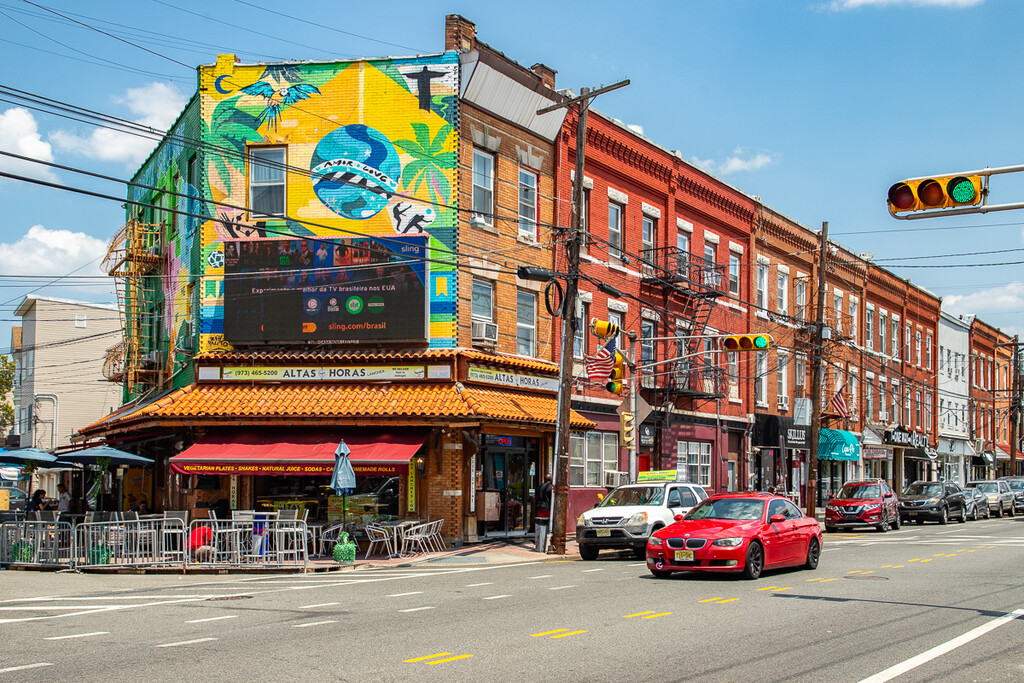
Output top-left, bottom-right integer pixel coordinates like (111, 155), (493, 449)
(899, 480), (967, 525)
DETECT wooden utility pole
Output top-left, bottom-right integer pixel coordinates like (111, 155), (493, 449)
(538, 80), (629, 554)
(806, 221), (830, 518)
(1010, 336), (1021, 476)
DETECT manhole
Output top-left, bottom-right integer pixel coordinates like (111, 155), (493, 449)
(206, 595), (254, 601)
(843, 575), (889, 581)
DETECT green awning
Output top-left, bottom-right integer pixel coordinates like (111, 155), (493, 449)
(818, 428), (860, 461)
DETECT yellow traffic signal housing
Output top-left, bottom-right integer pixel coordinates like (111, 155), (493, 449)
(887, 175), (983, 215)
(620, 411), (635, 449)
(722, 334), (773, 352)
(606, 351), (626, 394)
(590, 318), (620, 339)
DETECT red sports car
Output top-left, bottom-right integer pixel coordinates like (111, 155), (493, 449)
(646, 493), (823, 580)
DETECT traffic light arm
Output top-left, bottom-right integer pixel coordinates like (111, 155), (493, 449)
(893, 199), (1024, 220)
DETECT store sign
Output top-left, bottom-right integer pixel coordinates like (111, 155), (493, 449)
(466, 366), (559, 393)
(220, 365), (427, 381)
(172, 462), (407, 476)
(785, 428), (808, 448)
(862, 448), (890, 460)
(640, 425), (655, 447)
(884, 427), (928, 449)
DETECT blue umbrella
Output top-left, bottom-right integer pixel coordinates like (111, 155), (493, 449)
(0, 447), (58, 467)
(54, 445), (153, 468)
(330, 441), (356, 527)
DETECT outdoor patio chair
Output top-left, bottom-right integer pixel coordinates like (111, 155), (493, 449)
(363, 524), (394, 558)
(37, 510), (57, 522)
(424, 519), (446, 553)
(161, 511), (188, 562)
(274, 509), (306, 564)
(399, 522), (434, 556)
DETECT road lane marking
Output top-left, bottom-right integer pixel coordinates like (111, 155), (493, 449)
(529, 575), (552, 579)
(820, 578), (838, 582)
(806, 578), (822, 582)
(771, 587), (792, 592)
(891, 565), (904, 568)
(532, 629), (569, 636)
(920, 559), (932, 563)
(715, 598), (739, 604)
(388, 592), (423, 597)
(628, 563), (647, 567)
(847, 570), (863, 574)
(581, 568), (604, 573)
(427, 655), (473, 664)
(293, 620), (337, 628)
(548, 585), (575, 591)
(757, 586), (778, 591)
(642, 612), (672, 618)
(186, 616), (238, 623)
(624, 612), (655, 618)
(860, 571), (874, 575)
(699, 598), (723, 602)
(405, 653), (452, 662)
(398, 607), (436, 613)
(0, 663), (54, 673)
(157, 638), (217, 648)
(465, 583), (493, 587)
(857, 608), (1024, 683)
(909, 559), (920, 562)
(483, 595), (511, 600)
(299, 603), (339, 609)
(45, 632), (108, 640)
(881, 565), (892, 568)
(550, 630), (587, 638)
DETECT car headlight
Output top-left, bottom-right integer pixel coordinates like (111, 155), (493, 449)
(825, 504), (839, 511)
(626, 512), (648, 526)
(648, 536), (663, 546)
(577, 515), (588, 527)
(712, 537), (743, 547)
(927, 498), (941, 505)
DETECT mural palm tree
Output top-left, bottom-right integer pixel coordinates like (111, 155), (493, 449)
(395, 122), (454, 220)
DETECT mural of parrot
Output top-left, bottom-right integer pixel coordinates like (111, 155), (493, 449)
(240, 81), (321, 131)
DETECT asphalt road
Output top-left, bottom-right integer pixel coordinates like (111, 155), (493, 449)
(2, 517), (1023, 682)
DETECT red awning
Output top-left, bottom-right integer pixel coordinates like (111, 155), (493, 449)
(169, 431), (426, 477)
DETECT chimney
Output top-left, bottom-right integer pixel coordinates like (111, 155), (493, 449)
(530, 63), (557, 90)
(445, 14), (476, 52)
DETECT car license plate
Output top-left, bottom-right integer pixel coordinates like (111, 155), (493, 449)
(907, 512), (917, 517)
(674, 550), (693, 562)
(596, 529), (611, 537)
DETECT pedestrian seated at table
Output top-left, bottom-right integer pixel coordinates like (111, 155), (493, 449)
(188, 525), (215, 562)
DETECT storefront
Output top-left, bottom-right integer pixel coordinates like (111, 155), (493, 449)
(972, 450), (997, 480)
(816, 428), (860, 503)
(937, 437), (973, 486)
(884, 427), (935, 489)
(752, 414), (809, 505)
(475, 434), (540, 538)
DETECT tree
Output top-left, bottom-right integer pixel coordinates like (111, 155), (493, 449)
(0, 355), (14, 435)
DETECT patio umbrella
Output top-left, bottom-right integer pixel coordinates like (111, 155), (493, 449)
(329, 441), (356, 527)
(0, 447), (58, 467)
(54, 445), (153, 468)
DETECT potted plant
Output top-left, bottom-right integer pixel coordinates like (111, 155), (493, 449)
(9, 540), (35, 563)
(88, 543), (112, 565)
(332, 532), (357, 564)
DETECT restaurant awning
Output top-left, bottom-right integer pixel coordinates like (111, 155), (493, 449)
(904, 447), (938, 462)
(818, 428), (860, 461)
(973, 450), (997, 468)
(169, 431), (427, 477)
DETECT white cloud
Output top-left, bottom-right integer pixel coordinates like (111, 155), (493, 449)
(0, 108), (58, 183)
(0, 225), (111, 295)
(627, 123), (644, 136)
(828, 0), (983, 9)
(690, 147), (775, 176)
(50, 82), (187, 167)
(944, 282), (1024, 316)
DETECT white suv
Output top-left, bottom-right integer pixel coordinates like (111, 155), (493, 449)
(576, 481), (708, 560)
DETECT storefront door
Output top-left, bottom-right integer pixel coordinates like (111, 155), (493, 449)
(480, 435), (538, 537)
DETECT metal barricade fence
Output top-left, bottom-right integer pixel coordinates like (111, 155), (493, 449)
(185, 518), (307, 570)
(74, 518), (187, 568)
(0, 520), (74, 567)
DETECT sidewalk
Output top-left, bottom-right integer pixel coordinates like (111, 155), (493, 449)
(309, 536), (584, 571)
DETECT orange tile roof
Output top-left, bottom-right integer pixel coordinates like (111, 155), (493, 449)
(80, 382), (593, 435)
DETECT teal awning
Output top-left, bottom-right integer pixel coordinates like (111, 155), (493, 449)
(818, 428), (860, 461)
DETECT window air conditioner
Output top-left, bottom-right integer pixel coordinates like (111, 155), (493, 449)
(975, 439), (985, 453)
(147, 245), (161, 256)
(143, 350), (163, 367)
(603, 470), (628, 488)
(878, 410), (889, 422)
(471, 320), (498, 344)
(777, 395), (790, 410)
(469, 214), (488, 229)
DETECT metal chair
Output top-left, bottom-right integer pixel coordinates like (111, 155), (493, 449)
(161, 511), (188, 563)
(274, 509), (306, 564)
(364, 524), (395, 558)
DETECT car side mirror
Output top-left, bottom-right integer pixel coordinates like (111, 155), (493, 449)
(769, 514), (786, 524)
(674, 514), (684, 521)
(828, 493), (835, 500)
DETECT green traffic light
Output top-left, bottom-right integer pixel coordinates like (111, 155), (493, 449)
(947, 176), (977, 204)
(753, 335), (769, 348)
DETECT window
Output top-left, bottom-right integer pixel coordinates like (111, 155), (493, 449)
(75, 314), (87, 328)
(518, 168), (538, 240)
(516, 290), (536, 356)
(849, 374), (858, 416)
(891, 382), (900, 422)
(608, 311), (624, 352)
(777, 350), (789, 405)
(795, 354), (807, 394)
(704, 243), (720, 287)
(573, 303), (588, 359)
(866, 377), (875, 418)
(915, 331), (922, 366)
(795, 278), (807, 321)
(777, 271), (789, 315)
(833, 292), (842, 333)
(472, 149), (494, 222)
(905, 324), (911, 361)
(608, 202), (624, 259)
(677, 441), (712, 487)
(849, 299), (858, 344)
(756, 261), (768, 309)
(728, 352), (739, 401)
(926, 332), (932, 369)
(865, 306), (875, 351)
(642, 216), (655, 255)
(249, 147), (286, 217)
(729, 253), (741, 296)
(879, 311), (888, 355)
(904, 389), (911, 426)
(755, 351), (767, 406)
(641, 319), (655, 377)
(891, 317), (900, 361)
(676, 232), (690, 277)
(471, 278), (493, 321)
(570, 431), (619, 487)
(939, 398), (946, 429)
(916, 390), (922, 428)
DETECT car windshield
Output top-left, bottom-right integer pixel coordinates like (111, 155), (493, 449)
(903, 483), (942, 496)
(971, 482), (998, 493)
(686, 498), (765, 521)
(597, 486), (663, 507)
(1004, 480), (1024, 492)
(838, 484), (880, 499)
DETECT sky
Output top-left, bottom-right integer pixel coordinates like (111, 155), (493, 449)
(1, 0), (1022, 355)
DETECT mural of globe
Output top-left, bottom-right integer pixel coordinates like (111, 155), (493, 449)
(310, 124), (402, 220)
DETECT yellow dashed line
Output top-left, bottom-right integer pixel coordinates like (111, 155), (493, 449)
(623, 612), (655, 619)
(532, 629), (568, 637)
(805, 578), (822, 582)
(957, 549), (968, 553)
(944, 554), (956, 557)
(847, 570), (863, 574)
(771, 587), (792, 592)
(427, 655), (473, 665)
(933, 553), (945, 557)
(920, 559), (932, 563)
(891, 565), (904, 569)
(405, 653), (453, 663)
(860, 571), (874, 575)
(820, 578), (837, 582)
(909, 558), (920, 562)
(881, 565), (893, 568)
(641, 612), (672, 619)
(550, 630), (588, 639)
(699, 598), (723, 603)
(967, 549), (977, 553)
(757, 586), (778, 591)
(715, 598), (739, 604)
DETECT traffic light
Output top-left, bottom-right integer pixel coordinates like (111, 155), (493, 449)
(619, 411), (635, 449)
(722, 334), (773, 352)
(887, 175), (983, 215)
(606, 351), (626, 394)
(590, 318), (620, 339)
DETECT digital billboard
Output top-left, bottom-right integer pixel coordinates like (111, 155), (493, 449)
(223, 234), (428, 344)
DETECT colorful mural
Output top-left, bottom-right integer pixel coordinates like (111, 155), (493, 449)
(196, 54), (459, 352)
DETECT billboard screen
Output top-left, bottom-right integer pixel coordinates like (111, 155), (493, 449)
(223, 234), (428, 344)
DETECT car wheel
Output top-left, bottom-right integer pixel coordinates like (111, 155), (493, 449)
(891, 514), (901, 530)
(970, 507), (978, 521)
(958, 507), (967, 523)
(939, 507), (948, 525)
(1009, 505), (1016, 518)
(804, 538), (820, 570)
(995, 505), (1003, 518)
(742, 541), (764, 580)
(649, 569), (673, 579)
(578, 544), (598, 561)
(876, 519), (888, 533)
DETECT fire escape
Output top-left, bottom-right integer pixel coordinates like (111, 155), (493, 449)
(639, 247), (726, 405)
(102, 218), (162, 397)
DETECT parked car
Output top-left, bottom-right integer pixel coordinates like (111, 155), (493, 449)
(646, 493), (822, 580)
(824, 479), (901, 533)
(0, 483), (27, 510)
(899, 481), (967, 525)
(997, 477), (1024, 513)
(577, 480), (708, 560)
(963, 487), (991, 521)
(964, 480), (1016, 517)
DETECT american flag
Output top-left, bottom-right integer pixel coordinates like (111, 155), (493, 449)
(585, 337), (617, 381)
(830, 383), (850, 418)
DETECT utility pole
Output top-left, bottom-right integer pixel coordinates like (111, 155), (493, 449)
(538, 79), (628, 555)
(806, 220), (830, 518)
(1009, 336), (1021, 476)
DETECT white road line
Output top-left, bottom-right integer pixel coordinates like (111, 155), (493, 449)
(581, 568), (604, 573)
(398, 607), (436, 613)
(529, 575), (552, 579)
(628, 563), (646, 567)
(387, 591), (423, 597)
(186, 616), (238, 623)
(156, 638), (218, 648)
(857, 608), (1024, 683)
(299, 602), (339, 609)
(0, 663), (53, 673)
(465, 583), (493, 587)
(549, 586), (575, 591)
(45, 632), (108, 640)
(293, 621), (337, 628)
(483, 595), (511, 600)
